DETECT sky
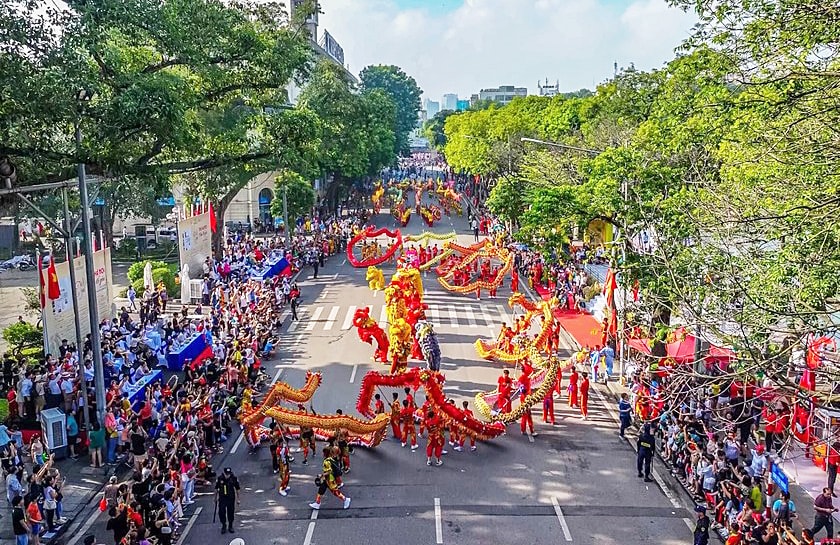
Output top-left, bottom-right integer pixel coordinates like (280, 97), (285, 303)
(318, 0), (698, 104)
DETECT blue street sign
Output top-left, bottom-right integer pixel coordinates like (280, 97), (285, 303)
(771, 463), (789, 495)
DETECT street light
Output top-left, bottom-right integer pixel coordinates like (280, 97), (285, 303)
(75, 89), (107, 426)
(0, 156), (18, 188)
(520, 137), (601, 157)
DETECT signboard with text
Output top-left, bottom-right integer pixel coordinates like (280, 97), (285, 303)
(43, 248), (114, 355)
(177, 212), (212, 279)
(771, 463), (789, 495)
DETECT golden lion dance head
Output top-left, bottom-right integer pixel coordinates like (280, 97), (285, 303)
(366, 266), (385, 291)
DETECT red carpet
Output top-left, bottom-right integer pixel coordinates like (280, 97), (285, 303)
(533, 283), (602, 349)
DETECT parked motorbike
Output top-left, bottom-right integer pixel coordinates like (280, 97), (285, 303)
(0, 254), (35, 272)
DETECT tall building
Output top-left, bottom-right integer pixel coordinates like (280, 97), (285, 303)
(456, 99), (470, 111)
(537, 78), (560, 97)
(478, 85), (527, 105)
(424, 99), (440, 118)
(442, 93), (458, 112)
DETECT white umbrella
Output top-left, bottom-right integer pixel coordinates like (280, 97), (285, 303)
(143, 261), (154, 292)
(180, 263), (191, 305)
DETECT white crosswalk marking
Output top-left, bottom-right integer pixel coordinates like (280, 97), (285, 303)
(496, 304), (512, 327)
(306, 306), (323, 331)
(481, 307), (495, 330)
(464, 306), (477, 327)
(324, 306), (339, 330)
(448, 307), (459, 328)
(379, 305), (388, 329)
(342, 305), (357, 330)
(427, 304), (439, 325)
(287, 309), (306, 333)
(284, 297), (522, 334)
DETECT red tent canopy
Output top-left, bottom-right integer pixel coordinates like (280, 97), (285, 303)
(626, 334), (735, 365)
(627, 338), (652, 356)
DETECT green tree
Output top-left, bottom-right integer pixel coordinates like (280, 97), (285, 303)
(0, 0), (315, 242)
(360, 89), (398, 174)
(359, 65), (423, 155)
(270, 171), (316, 224)
(485, 175), (527, 226)
(299, 61), (398, 211)
(2, 322), (43, 358)
(423, 110), (457, 151)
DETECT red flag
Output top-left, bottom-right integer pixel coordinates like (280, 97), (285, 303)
(47, 254), (61, 300)
(602, 268), (617, 308)
(607, 307), (618, 337)
(38, 254), (46, 308)
(208, 202), (217, 233)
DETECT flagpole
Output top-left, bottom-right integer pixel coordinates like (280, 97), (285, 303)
(38, 255), (50, 356)
(62, 186), (89, 429)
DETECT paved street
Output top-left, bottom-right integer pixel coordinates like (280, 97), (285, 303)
(56, 208), (693, 545)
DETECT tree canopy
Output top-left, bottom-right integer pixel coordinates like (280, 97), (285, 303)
(450, 32), (840, 386)
(270, 170), (316, 223)
(298, 60), (398, 211)
(360, 65), (423, 155)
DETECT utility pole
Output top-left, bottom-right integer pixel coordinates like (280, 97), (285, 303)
(75, 92), (107, 426)
(282, 185), (290, 250)
(619, 179), (629, 382)
(61, 186), (89, 429)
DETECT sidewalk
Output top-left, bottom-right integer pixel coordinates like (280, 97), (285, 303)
(0, 457), (112, 543)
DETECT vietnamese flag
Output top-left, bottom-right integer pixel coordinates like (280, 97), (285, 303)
(602, 268), (617, 308)
(38, 253), (46, 308)
(47, 254), (61, 300)
(208, 201), (217, 233)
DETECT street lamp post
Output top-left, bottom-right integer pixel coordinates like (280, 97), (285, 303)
(282, 185), (290, 250)
(75, 89), (107, 426)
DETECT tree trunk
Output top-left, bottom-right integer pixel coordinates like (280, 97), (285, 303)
(212, 191), (236, 257)
(102, 206), (115, 249)
(650, 303), (672, 358)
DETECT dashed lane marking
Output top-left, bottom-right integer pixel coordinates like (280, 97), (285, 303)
(551, 497), (573, 542)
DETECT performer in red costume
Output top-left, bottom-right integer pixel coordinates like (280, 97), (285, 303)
(518, 367), (536, 436)
(497, 370), (513, 413)
(489, 266), (500, 298)
(542, 384), (556, 425)
(579, 374), (590, 420)
(424, 410), (445, 466)
(568, 368), (579, 408)
(390, 392), (402, 440)
(510, 269), (519, 293)
(457, 400), (477, 452)
(400, 399), (419, 450)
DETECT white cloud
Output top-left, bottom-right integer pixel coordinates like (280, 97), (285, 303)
(318, 0), (696, 102)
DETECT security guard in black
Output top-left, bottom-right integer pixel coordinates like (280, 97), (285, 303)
(636, 424), (655, 482)
(216, 467), (241, 534)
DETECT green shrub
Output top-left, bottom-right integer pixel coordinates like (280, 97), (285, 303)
(2, 322), (43, 357)
(127, 260), (169, 284)
(131, 265), (178, 296)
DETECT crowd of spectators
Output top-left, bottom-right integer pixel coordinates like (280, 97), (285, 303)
(2, 209), (369, 545)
